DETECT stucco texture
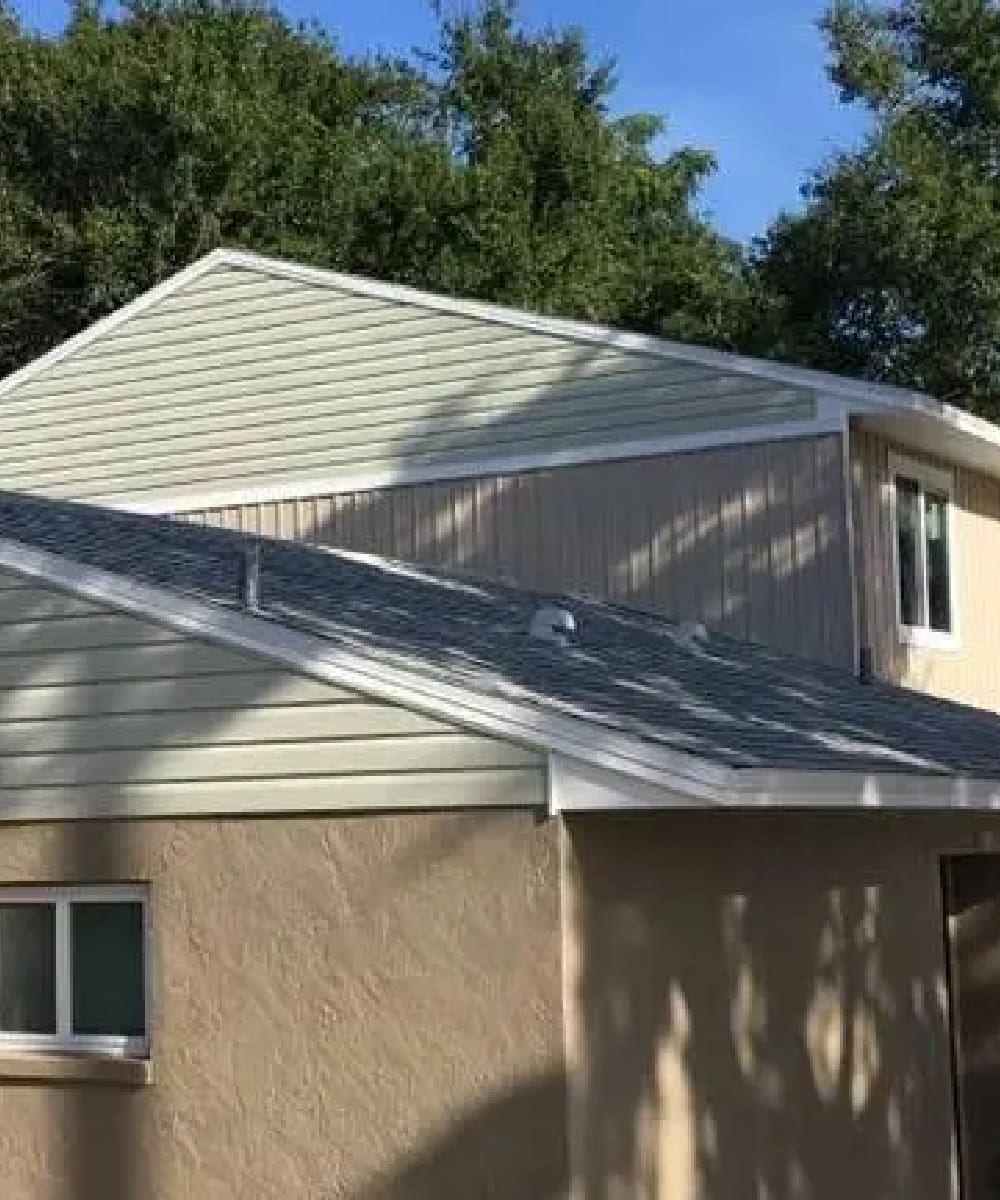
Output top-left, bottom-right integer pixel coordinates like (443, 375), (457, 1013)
(561, 811), (1000, 1200)
(0, 811), (566, 1200)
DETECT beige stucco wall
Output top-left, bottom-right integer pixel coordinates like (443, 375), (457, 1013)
(0, 811), (566, 1200)
(561, 810), (1000, 1200)
(852, 424), (1000, 712)
(192, 434), (855, 668)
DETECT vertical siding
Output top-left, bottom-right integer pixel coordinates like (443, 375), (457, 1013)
(0, 569), (544, 817)
(190, 435), (855, 668)
(852, 425), (1000, 712)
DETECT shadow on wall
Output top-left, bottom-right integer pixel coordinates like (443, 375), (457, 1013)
(192, 337), (855, 670)
(346, 1070), (569, 1200)
(9, 351), (981, 1197)
(564, 810), (958, 1200)
(0, 593), (566, 1199)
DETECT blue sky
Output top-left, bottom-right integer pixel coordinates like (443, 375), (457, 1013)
(10, 0), (871, 244)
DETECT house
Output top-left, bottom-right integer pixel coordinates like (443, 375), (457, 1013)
(0, 491), (996, 1198)
(2, 252), (999, 716)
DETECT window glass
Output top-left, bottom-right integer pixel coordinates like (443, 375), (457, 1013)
(895, 475), (921, 627)
(0, 904), (56, 1034)
(71, 902), (145, 1037)
(925, 489), (952, 632)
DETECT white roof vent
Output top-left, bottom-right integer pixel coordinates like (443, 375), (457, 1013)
(667, 620), (710, 654)
(529, 605), (578, 647)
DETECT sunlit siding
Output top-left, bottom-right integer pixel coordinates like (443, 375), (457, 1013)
(0, 265), (815, 506)
(852, 425), (1000, 712)
(191, 434), (855, 669)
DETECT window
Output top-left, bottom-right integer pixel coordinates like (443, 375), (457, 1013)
(890, 454), (956, 644)
(0, 886), (148, 1057)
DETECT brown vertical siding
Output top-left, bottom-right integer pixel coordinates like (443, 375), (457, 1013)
(852, 425), (1000, 711)
(189, 434), (854, 668)
(0, 811), (565, 1200)
(562, 810), (989, 1200)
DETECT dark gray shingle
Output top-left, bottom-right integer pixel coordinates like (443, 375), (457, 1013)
(0, 491), (997, 777)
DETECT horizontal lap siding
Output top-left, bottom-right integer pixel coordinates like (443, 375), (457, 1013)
(0, 570), (544, 817)
(195, 435), (855, 668)
(852, 425), (1000, 711)
(2, 266), (815, 505)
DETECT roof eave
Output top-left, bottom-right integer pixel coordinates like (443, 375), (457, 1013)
(0, 533), (996, 814)
(0, 534), (732, 804)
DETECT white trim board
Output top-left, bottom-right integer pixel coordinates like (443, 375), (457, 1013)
(4, 247), (1000, 479)
(0, 536), (996, 818)
(121, 415), (843, 515)
(551, 756), (1000, 814)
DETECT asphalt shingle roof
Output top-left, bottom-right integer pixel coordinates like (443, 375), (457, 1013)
(0, 491), (998, 778)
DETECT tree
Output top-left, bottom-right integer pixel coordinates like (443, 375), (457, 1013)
(0, 0), (750, 377)
(752, 0), (1000, 416)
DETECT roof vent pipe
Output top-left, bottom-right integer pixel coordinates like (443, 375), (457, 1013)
(529, 605), (577, 647)
(241, 544), (261, 612)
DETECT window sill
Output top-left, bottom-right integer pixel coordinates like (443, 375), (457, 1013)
(0, 1051), (152, 1086)
(898, 624), (959, 652)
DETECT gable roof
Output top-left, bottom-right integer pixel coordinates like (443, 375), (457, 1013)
(0, 490), (998, 810)
(4, 248), (1000, 502)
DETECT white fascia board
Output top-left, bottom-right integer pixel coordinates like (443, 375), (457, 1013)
(121, 413), (844, 516)
(552, 754), (1000, 813)
(0, 536), (731, 804)
(733, 768), (1000, 810)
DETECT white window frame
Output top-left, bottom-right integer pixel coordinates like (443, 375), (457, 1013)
(0, 884), (149, 1059)
(888, 452), (959, 651)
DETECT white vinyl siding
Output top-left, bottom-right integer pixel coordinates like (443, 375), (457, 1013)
(0, 570), (544, 819)
(0, 266), (816, 506)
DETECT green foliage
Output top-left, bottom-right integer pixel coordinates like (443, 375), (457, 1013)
(0, 0), (751, 376)
(752, 0), (1000, 415)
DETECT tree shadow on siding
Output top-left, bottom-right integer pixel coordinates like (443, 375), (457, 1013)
(195, 339), (855, 671)
(0, 349), (984, 1199)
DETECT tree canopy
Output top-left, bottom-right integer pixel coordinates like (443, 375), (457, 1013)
(6, 0), (1000, 417)
(0, 0), (751, 377)
(752, 0), (1000, 417)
